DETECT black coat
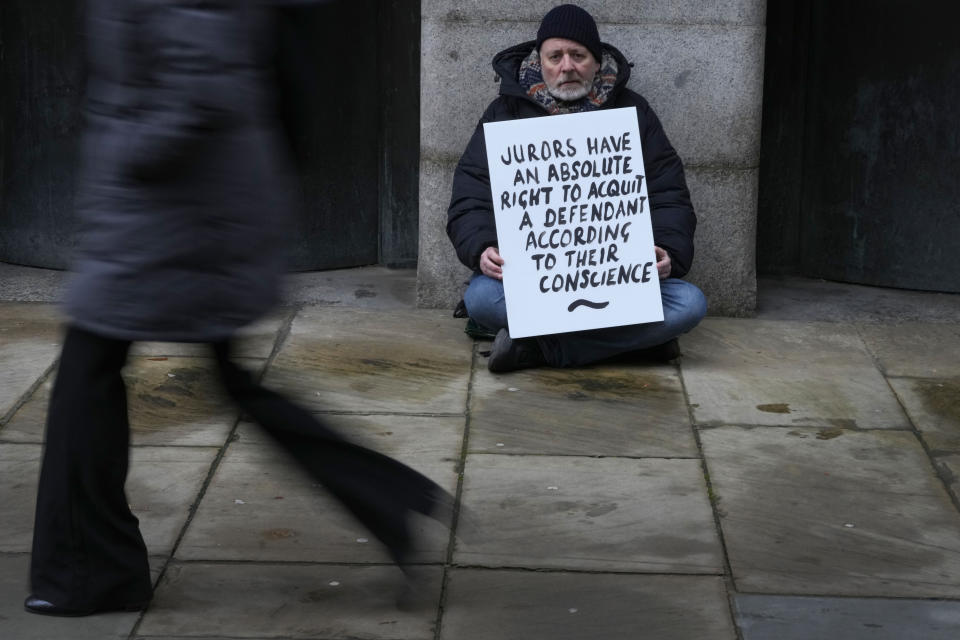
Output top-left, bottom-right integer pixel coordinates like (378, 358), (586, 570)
(65, 0), (298, 342)
(447, 42), (697, 278)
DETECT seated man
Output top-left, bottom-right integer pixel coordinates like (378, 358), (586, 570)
(447, 3), (707, 372)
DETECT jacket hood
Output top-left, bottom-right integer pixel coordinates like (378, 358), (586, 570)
(491, 40), (633, 103)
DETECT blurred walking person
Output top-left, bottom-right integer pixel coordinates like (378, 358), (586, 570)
(25, 0), (451, 616)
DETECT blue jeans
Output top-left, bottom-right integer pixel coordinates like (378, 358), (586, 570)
(463, 274), (707, 367)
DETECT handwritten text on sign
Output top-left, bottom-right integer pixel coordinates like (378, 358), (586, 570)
(483, 107), (663, 338)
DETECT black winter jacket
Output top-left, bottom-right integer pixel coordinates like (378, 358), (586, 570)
(65, 0), (299, 341)
(447, 42), (697, 278)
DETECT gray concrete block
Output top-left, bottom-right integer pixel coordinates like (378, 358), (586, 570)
(441, 570), (737, 640)
(422, 0), (766, 26)
(735, 593), (960, 640)
(417, 7), (766, 315)
(468, 362), (697, 457)
(420, 21), (765, 168)
(702, 426), (960, 597)
(607, 24), (765, 167)
(685, 167), (758, 316)
(858, 323), (960, 378)
(455, 454), (723, 572)
(139, 562), (439, 639)
(419, 20), (528, 163)
(682, 318), (909, 428)
(888, 377), (960, 454)
(178, 417), (460, 563)
(0, 303), (63, 422)
(0, 556), (138, 640)
(417, 157), (473, 309)
(263, 307), (473, 414)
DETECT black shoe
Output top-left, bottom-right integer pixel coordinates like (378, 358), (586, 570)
(487, 328), (547, 373)
(639, 338), (681, 362)
(24, 595), (148, 617)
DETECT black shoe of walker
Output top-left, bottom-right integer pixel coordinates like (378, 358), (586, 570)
(24, 595), (148, 617)
(487, 328), (547, 373)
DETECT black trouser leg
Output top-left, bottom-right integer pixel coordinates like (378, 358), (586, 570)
(212, 341), (451, 564)
(30, 326), (152, 610)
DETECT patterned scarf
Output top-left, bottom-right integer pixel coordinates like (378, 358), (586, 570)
(518, 47), (619, 115)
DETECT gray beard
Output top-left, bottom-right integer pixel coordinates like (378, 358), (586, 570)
(547, 80), (591, 102)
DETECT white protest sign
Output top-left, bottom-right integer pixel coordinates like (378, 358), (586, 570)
(483, 107), (663, 339)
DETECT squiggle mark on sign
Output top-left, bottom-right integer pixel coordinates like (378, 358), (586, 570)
(567, 299), (609, 312)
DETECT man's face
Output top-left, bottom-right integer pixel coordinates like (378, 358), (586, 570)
(539, 37), (600, 101)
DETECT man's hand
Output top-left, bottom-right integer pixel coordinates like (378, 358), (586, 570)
(654, 246), (671, 280)
(480, 246), (504, 280)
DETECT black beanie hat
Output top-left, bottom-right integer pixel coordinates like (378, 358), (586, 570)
(536, 4), (603, 63)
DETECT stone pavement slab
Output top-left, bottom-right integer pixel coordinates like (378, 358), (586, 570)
(0, 443), (215, 555)
(0, 375), (52, 443)
(138, 562), (440, 639)
(263, 308), (473, 414)
(0, 555), (140, 640)
(469, 363), (697, 457)
(2, 356), (256, 447)
(0, 303), (63, 421)
(178, 415), (461, 563)
(440, 569), (736, 640)
(701, 426), (960, 597)
(734, 593), (960, 640)
(857, 323), (960, 378)
(455, 454), (723, 573)
(0, 444), (44, 552)
(888, 376), (960, 454)
(682, 318), (908, 428)
(126, 447), (220, 554)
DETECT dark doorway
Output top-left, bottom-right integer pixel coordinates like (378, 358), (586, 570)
(0, 0), (420, 271)
(757, 1), (960, 293)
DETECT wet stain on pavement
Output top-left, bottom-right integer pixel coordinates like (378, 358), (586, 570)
(137, 393), (176, 408)
(354, 289), (376, 299)
(554, 500), (619, 518)
(529, 369), (674, 403)
(360, 358), (395, 370)
(825, 418), (858, 430)
(816, 428), (844, 440)
(262, 528), (298, 540)
(757, 403), (791, 414)
(154, 367), (205, 397)
(585, 502), (619, 517)
(300, 589), (325, 603)
(275, 333), (470, 410)
(915, 378), (960, 425)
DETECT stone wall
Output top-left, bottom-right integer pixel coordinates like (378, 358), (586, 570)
(416, 0), (766, 316)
